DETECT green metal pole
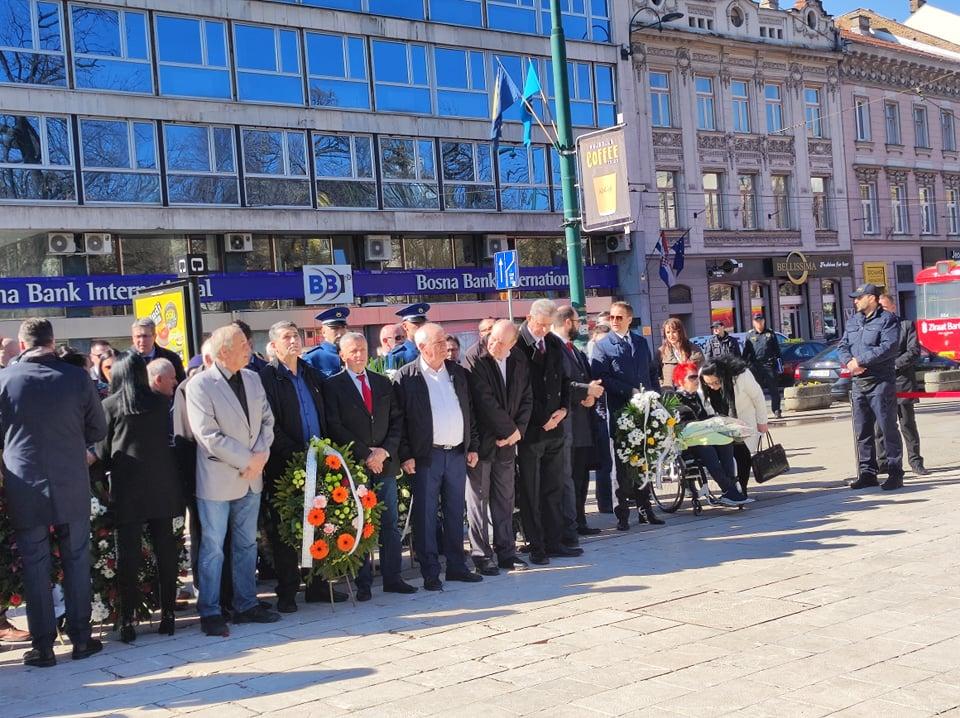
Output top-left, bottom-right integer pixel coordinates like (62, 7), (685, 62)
(549, 0), (586, 316)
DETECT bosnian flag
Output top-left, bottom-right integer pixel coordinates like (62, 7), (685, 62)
(657, 232), (675, 287)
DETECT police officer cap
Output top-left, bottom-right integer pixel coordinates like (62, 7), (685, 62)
(314, 306), (350, 326)
(710, 320), (725, 328)
(752, 312), (766, 321)
(396, 303), (430, 323)
(848, 283), (881, 299)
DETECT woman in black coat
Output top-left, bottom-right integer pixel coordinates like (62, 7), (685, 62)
(96, 353), (184, 642)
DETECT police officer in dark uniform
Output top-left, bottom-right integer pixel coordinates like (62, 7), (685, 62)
(745, 312), (783, 418)
(302, 306), (349, 378)
(839, 283), (903, 491)
(705, 321), (742, 361)
(387, 303), (429, 369)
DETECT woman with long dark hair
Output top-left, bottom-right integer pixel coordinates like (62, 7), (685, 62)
(96, 352), (184, 642)
(656, 318), (703, 390)
(94, 348), (116, 399)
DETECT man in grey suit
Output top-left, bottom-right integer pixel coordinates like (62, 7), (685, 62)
(186, 325), (277, 637)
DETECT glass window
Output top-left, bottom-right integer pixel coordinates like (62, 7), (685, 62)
(540, 0), (587, 41)
(731, 80), (750, 134)
(737, 174), (757, 230)
(884, 102), (901, 144)
(913, 105), (930, 148)
(804, 86), (822, 138)
(491, 54), (545, 124)
(379, 136), (439, 209)
(241, 128), (311, 207)
(372, 40), (431, 114)
(79, 118), (160, 203)
(429, 0), (482, 26)
(919, 185), (935, 235)
(435, 48), (487, 119)
(0, 0), (66, 87)
(696, 76), (716, 131)
(306, 32), (370, 110)
(656, 170), (677, 229)
(155, 15), (230, 100)
(550, 146), (564, 211)
(765, 83), (783, 133)
(771, 174), (790, 229)
(71, 5), (152, 93)
(234, 23), (304, 105)
(441, 140), (495, 210)
(942, 110), (956, 152)
(498, 143), (549, 211)
(163, 123), (238, 205)
(487, 0), (538, 35)
(301, 0), (362, 8)
(859, 182), (877, 235)
(890, 183), (908, 234)
(811, 176), (830, 230)
(313, 133), (377, 208)
(946, 188), (959, 235)
(855, 97), (871, 141)
(649, 71), (671, 128)
(369, 0), (424, 19)
(543, 59), (594, 127)
(0, 113), (75, 201)
(702, 172), (722, 229)
(595, 64), (616, 127)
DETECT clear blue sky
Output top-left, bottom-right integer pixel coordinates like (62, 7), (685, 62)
(823, 0), (909, 21)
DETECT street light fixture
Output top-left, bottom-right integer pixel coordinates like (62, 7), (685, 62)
(621, 8), (684, 59)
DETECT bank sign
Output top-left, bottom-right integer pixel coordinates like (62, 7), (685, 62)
(0, 265), (618, 310)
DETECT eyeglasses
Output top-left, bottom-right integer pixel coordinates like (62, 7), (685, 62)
(685, 374), (699, 381)
(608, 314), (628, 320)
(393, 334), (405, 341)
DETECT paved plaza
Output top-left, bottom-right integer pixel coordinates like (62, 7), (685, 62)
(2, 401), (960, 718)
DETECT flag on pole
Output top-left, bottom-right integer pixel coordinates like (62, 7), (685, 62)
(657, 231), (676, 288)
(490, 65), (521, 147)
(671, 232), (688, 279)
(520, 63), (542, 147)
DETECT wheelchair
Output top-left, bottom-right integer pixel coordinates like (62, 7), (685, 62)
(650, 451), (744, 516)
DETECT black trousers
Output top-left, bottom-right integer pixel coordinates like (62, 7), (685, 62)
(733, 442), (753, 494)
(517, 434), (566, 553)
(756, 363), (781, 413)
(876, 400), (923, 468)
(613, 457), (654, 521)
(852, 381), (903, 478)
(572, 446), (592, 528)
(263, 499), (304, 602)
(117, 518), (178, 622)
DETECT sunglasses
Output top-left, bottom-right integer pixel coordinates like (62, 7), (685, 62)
(685, 374), (699, 381)
(608, 314), (628, 320)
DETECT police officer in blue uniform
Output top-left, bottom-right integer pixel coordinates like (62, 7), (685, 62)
(387, 303), (429, 369)
(838, 283), (904, 491)
(302, 306), (349, 378)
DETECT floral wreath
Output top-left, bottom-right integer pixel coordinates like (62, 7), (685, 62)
(614, 391), (681, 488)
(272, 437), (383, 583)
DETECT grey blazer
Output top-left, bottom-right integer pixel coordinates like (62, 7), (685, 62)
(185, 364), (275, 501)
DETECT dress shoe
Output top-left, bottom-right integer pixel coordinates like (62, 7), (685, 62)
(383, 580), (418, 594)
(640, 506), (665, 525)
(881, 474), (904, 491)
(775, 410), (783, 419)
(158, 611), (175, 636)
(528, 552), (549, 566)
(356, 586), (372, 602)
(498, 557), (528, 571)
(849, 474), (879, 489)
(233, 605), (280, 624)
(258, 600), (273, 610)
(474, 560), (500, 577)
(547, 545), (583, 558)
(423, 577), (443, 591)
(72, 638), (103, 660)
(201, 616), (230, 637)
(616, 519), (629, 531)
(0, 622), (30, 642)
(577, 526), (602, 536)
(911, 462), (931, 476)
(23, 646), (56, 668)
(119, 623), (137, 644)
(276, 597), (298, 614)
(446, 570), (483, 583)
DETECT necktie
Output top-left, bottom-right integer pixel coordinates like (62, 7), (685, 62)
(537, 338), (545, 355)
(357, 373), (373, 413)
(566, 341), (575, 352)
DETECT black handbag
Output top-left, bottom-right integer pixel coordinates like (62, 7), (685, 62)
(752, 432), (789, 484)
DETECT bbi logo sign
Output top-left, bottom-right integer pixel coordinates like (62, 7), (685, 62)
(302, 265), (354, 305)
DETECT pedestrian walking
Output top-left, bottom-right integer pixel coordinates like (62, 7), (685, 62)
(744, 313), (783, 418)
(704, 321), (742, 361)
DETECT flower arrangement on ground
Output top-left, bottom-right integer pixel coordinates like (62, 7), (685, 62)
(614, 391), (682, 488)
(271, 437), (384, 584)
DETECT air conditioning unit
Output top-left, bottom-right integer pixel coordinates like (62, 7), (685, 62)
(224, 233), (253, 252)
(83, 232), (113, 255)
(605, 235), (631, 253)
(483, 235), (508, 259)
(47, 232), (77, 255)
(365, 235), (393, 262)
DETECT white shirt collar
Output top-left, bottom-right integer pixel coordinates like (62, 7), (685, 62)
(419, 357), (447, 378)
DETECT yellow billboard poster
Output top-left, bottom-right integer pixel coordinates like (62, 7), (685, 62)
(132, 283), (191, 370)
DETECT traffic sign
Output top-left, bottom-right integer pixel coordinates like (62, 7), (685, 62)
(494, 249), (520, 291)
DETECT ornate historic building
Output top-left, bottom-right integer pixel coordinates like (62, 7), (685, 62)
(837, 7), (960, 319)
(626, 0), (852, 341)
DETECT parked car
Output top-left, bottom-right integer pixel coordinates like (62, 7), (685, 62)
(779, 341), (829, 386)
(691, 331), (789, 354)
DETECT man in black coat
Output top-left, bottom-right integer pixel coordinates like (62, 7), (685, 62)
(516, 300), (580, 565)
(745, 312), (782, 418)
(463, 319), (533, 575)
(260, 321), (344, 610)
(324, 333), (417, 601)
(705, 321), (742, 361)
(393, 323), (481, 591)
(0, 319), (107, 667)
(131, 317), (187, 384)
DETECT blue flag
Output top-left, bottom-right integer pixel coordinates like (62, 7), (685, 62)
(657, 232), (675, 288)
(520, 63), (541, 147)
(671, 235), (686, 277)
(490, 65), (521, 147)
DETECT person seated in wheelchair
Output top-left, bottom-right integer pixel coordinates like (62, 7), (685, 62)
(670, 362), (753, 507)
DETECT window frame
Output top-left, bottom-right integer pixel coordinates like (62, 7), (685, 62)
(154, 13), (231, 100)
(433, 46), (488, 119)
(731, 79), (750, 134)
(77, 116), (161, 204)
(304, 31), (370, 111)
(695, 76), (717, 131)
(765, 83), (783, 133)
(737, 173), (757, 230)
(497, 142), (550, 212)
(701, 171), (723, 230)
(884, 101), (901, 145)
(943, 110), (957, 152)
(913, 105), (930, 149)
(233, 22), (304, 106)
(656, 170), (678, 230)
(890, 183), (909, 235)
(378, 135), (440, 210)
(312, 132), (377, 209)
(0, 112), (76, 203)
(946, 188), (959, 235)
(854, 97), (871, 141)
(804, 86), (823, 138)
(858, 181), (878, 235)
(649, 70), (672, 128)
(439, 139), (495, 211)
(919, 185), (936, 235)
(811, 175), (831, 230)
(771, 174), (791, 230)
(162, 122), (239, 207)
(69, 3), (154, 94)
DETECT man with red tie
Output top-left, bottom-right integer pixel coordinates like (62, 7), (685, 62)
(323, 332), (418, 601)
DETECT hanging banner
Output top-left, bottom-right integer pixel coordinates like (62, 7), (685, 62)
(577, 124), (631, 233)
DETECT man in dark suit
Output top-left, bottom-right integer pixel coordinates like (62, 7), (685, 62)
(590, 301), (664, 531)
(552, 306), (605, 540)
(131, 317), (187, 384)
(260, 321), (345, 611)
(0, 318), (107, 667)
(463, 319), (533, 575)
(393, 322), (481, 591)
(324, 332), (418, 601)
(516, 299), (581, 565)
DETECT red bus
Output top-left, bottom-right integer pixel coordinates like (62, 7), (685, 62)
(916, 260), (960, 360)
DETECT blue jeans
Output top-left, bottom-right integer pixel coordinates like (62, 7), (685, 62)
(357, 474), (402, 589)
(196, 488), (261, 618)
(412, 448), (469, 580)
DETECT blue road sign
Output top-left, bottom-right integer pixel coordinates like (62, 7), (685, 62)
(494, 249), (520, 291)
